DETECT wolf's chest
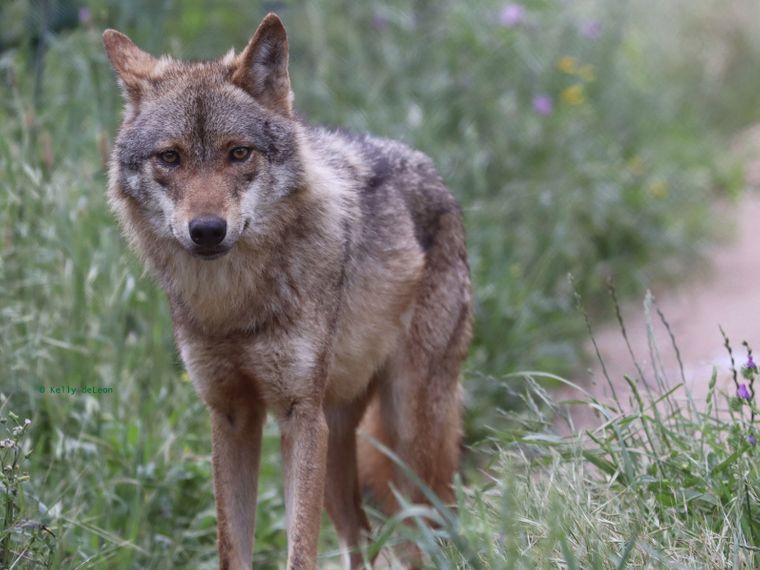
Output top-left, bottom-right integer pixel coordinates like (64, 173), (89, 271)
(165, 251), (292, 334)
(173, 237), (423, 408)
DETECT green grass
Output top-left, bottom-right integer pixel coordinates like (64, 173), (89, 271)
(1, 0), (760, 568)
(442, 375), (760, 569)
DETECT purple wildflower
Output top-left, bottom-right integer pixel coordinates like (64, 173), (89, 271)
(499, 4), (526, 27)
(578, 21), (602, 40)
(738, 383), (752, 400)
(749, 434), (757, 445)
(746, 355), (757, 371)
(371, 14), (389, 32)
(532, 95), (553, 116)
(78, 6), (92, 25)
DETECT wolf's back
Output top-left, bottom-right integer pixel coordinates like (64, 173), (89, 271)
(307, 127), (467, 267)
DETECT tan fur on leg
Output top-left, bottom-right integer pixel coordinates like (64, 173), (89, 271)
(211, 404), (265, 570)
(280, 405), (329, 570)
(325, 405), (373, 569)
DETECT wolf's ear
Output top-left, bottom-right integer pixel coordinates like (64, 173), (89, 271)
(232, 13), (293, 117)
(102, 29), (158, 101)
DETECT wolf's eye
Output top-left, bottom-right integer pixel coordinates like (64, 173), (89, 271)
(158, 150), (180, 166)
(229, 147), (252, 162)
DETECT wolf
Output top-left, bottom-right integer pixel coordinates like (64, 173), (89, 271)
(103, 12), (471, 570)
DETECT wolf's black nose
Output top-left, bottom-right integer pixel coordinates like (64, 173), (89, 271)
(189, 216), (227, 246)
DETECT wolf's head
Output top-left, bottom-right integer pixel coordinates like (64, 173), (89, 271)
(104, 14), (304, 260)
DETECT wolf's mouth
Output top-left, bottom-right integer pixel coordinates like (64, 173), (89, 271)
(191, 246), (231, 260)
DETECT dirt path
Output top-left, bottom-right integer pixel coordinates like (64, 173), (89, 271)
(560, 140), (760, 427)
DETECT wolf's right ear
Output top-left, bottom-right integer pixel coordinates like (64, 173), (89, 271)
(102, 30), (158, 102)
(232, 13), (293, 117)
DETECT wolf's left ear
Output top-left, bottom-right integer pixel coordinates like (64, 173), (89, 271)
(102, 29), (159, 102)
(232, 13), (293, 117)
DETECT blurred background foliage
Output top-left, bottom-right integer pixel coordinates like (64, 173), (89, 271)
(1, 0), (758, 567)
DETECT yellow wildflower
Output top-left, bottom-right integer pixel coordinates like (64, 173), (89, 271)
(561, 84), (585, 106)
(557, 56), (578, 75)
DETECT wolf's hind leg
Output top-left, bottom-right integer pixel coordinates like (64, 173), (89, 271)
(381, 344), (465, 508)
(358, 325), (467, 569)
(386, 240), (472, 507)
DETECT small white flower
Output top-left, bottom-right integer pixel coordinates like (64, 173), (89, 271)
(24, 419), (31, 426)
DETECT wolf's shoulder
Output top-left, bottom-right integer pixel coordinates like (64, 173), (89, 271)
(304, 125), (441, 187)
(305, 125), (461, 253)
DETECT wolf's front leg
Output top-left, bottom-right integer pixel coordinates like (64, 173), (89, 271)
(279, 403), (329, 570)
(210, 403), (265, 570)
